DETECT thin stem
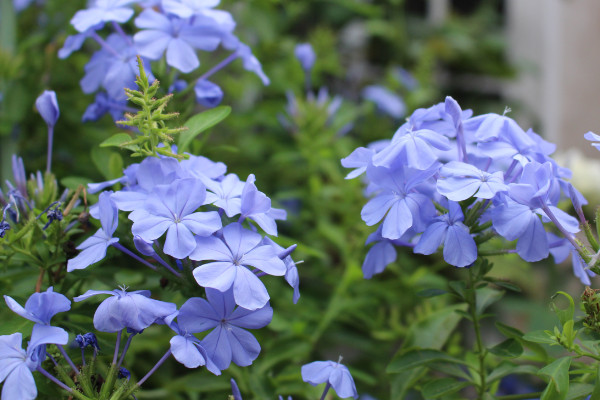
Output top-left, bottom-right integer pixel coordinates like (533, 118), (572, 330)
(35, 268), (44, 292)
(81, 348), (86, 366)
(36, 366), (73, 393)
(540, 204), (582, 253)
(111, 243), (157, 271)
(136, 349), (171, 386)
(46, 125), (54, 173)
(468, 267), (487, 399)
(117, 333), (136, 369)
(112, 22), (131, 44)
(91, 32), (120, 58)
(57, 345), (79, 375)
(113, 329), (122, 365)
(197, 52), (239, 82)
(319, 382), (331, 400)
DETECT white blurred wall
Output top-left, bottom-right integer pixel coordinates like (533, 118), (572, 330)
(505, 0), (600, 156)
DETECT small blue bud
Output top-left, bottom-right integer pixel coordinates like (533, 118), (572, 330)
(35, 90), (60, 127)
(118, 367), (131, 380)
(294, 43), (316, 71)
(0, 220), (11, 238)
(194, 80), (223, 108)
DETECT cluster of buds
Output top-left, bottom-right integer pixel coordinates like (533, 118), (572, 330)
(581, 286), (600, 333)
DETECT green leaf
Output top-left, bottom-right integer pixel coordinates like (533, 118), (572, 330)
(403, 304), (468, 349)
(416, 288), (447, 298)
(566, 383), (594, 400)
(487, 362), (538, 383)
(495, 322), (549, 362)
(178, 106), (231, 153)
(448, 281), (466, 299)
(387, 349), (466, 374)
(487, 279), (521, 292)
(422, 378), (469, 399)
(476, 287), (504, 315)
(551, 291), (575, 326)
(538, 356), (571, 400)
(488, 339), (523, 358)
(99, 133), (138, 151)
(522, 330), (557, 345)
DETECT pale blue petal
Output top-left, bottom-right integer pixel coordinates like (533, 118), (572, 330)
(227, 326), (260, 367)
(233, 267), (269, 310)
(163, 223), (196, 259)
(182, 211), (222, 236)
(329, 366), (359, 399)
(362, 241), (396, 279)
(193, 262), (237, 291)
(167, 38), (199, 73)
(201, 326), (232, 370)
(189, 236), (232, 262)
(443, 224), (477, 267)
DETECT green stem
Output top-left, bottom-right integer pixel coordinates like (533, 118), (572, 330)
(468, 267), (487, 399)
(99, 363), (119, 400)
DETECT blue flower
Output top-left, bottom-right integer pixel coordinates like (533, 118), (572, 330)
(4, 287), (71, 326)
(75, 332), (100, 350)
(168, 324), (220, 374)
(162, 0), (220, 18)
(301, 359), (359, 399)
(131, 178), (222, 259)
(414, 201), (477, 267)
(584, 131), (600, 150)
(82, 92), (130, 122)
(177, 288), (272, 370)
(81, 34), (154, 100)
(261, 237), (300, 303)
(437, 161), (507, 201)
(67, 192), (119, 271)
(204, 173), (244, 217)
(134, 9), (221, 73)
(240, 174), (286, 236)
(74, 288), (178, 333)
(372, 117), (451, 170)
(361, 164), (437, 240)
(35, 91), (60, 127)
(70, 0), (135, 32)
(195, 80), (224, 108)
(190, 223), (286, 310)
(362, 85), (405, 119)
(0, 325), (69, 400)
(294, 43), (316, 71)
(230, 378), (243, 400)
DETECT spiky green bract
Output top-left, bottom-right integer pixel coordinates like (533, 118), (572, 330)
(116, 56), (186, 160)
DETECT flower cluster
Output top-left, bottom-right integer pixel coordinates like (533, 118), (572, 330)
(60, 0), (269, 121)
(343, 97), (592, 283)
(71, 149), (300, 309)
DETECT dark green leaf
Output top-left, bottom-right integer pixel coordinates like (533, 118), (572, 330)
(387, 349), (466, 374)
(488, 339), (523, 358)
(476, 287), (504, 315)
(422, 378), (468, 399)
